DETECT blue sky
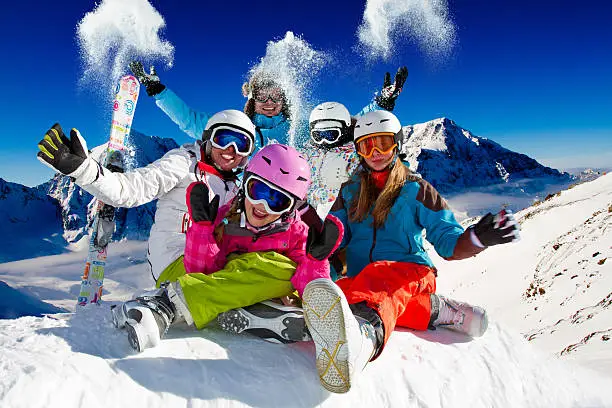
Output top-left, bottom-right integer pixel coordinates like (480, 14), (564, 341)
(1, 0), (611, 186)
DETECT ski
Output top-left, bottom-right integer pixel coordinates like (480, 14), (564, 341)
(77, 75), (140, 306)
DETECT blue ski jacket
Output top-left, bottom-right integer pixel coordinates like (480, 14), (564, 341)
(330, 170), (467, 278)
(252, 113), (291, 146)
(154, 88), (291, 150)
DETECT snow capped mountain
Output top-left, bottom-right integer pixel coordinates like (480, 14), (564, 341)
(400, 118), (572, 194)
(0, 175), (611, 407)
(566, 167), (610, 183)
(0, 178), (66, 263)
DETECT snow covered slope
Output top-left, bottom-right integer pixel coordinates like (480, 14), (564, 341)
(1, 309), (610, 408)
(435, 173), (612, 376)
(0, 176), (611, 407)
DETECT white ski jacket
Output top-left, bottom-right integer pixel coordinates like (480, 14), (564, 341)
(301, 143), (361, 219)
(71, 141), (239, 281)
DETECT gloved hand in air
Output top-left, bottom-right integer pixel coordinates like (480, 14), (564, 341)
(129, 61), (166, 97)
(37, 123), (89, 176)
(471, 208), (521, 247)
(375, 66), (408, 111)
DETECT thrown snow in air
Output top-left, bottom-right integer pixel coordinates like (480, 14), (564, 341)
(247, 32), (330, 147)
(357, 0), (456, 61)
(77, 0), (174, 94)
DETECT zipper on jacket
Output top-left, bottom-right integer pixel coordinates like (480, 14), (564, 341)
(369, 227), (377, 263)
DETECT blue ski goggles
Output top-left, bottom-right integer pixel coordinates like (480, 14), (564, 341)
(309, 119), (348, 145)
(245, 175), (295, 215)
(210, 126), (254, 156)
(310, 128), (343, 145)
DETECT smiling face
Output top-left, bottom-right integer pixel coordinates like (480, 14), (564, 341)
(244, 197), (282, 227)
(253, 87), (284, 117)
(363, 148), (395, 171)
(210, 145), (243, 171)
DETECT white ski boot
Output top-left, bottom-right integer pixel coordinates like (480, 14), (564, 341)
(431, 294), (488, 337)
(302, 279), (377, 394)
(111, 283), (193, 352)
(218, 300), (311, 344)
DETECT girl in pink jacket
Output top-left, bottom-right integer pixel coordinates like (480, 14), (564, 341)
(114, 144), (343, 351)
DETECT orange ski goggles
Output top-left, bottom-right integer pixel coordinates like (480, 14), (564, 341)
(355, 133), (398, 159)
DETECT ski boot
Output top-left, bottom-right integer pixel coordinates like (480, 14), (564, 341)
(302, 279), (377, 394)
(111, 283), (193, 352)
(430, 294), (488, 337)
(217, 300), (311, 344)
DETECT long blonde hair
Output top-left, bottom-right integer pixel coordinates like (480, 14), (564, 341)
(348, 161), (413, 228)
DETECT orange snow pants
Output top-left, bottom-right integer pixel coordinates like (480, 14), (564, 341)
(335, 261), (436, 349)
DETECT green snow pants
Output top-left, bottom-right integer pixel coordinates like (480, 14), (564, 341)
(156, 252), (297, 329)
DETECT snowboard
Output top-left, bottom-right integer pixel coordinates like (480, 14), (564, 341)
(77, 75), (140, 306)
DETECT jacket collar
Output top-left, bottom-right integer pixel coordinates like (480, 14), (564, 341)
(253, 113), (287, 129)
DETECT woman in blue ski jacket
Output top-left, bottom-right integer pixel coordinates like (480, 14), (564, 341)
(129, 62), (291, 149)
(298, 109), (522, 394)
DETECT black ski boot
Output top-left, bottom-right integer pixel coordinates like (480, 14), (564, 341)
(218, 301), (311, 344)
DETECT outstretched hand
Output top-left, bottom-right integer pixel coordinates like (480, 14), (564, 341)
(186, 182), (220, 224)
(37, 123), (89, 176)
(375, 66), (408, 111)
(129, 61), (166, 97)
(472, 209), (520, 247)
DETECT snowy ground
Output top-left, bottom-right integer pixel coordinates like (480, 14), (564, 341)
(0, 174), (611, 407)
(436, 173), (612, 376)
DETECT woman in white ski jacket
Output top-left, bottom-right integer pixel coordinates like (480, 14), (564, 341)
(37, 110), (258, 283)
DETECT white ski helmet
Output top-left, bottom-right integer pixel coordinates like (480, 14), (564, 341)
(203, 109), (256, 142)
(353, 110), (402, 142)
(202, 109), (257, 173)
(309, 102), (352, 147)
(309, 102), (351, 128)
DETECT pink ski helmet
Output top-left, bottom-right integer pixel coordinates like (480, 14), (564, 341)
(245, 144), (311, 200)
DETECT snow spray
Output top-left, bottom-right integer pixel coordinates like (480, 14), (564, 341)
(247, 32), (330, 147)
(76, 0), (174, 95)
(357, 0), (456, 61)
(76, 0), (174, 169)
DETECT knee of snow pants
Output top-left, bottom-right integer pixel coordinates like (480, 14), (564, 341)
(335, 261), (437, 356)
(156, 256), (188, 288)
(177, 251), (297, 329)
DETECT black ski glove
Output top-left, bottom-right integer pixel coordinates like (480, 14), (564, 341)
(306, 215), (343, 261)
(187, 182), (220, 224)
(471, 209), (520, 247)
(129, 61), (166, 97)
(375, 66), (408, 111)
(37, 123), (89, 176)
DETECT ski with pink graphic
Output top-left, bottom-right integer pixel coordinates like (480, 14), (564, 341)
(77, 75), (140, 306)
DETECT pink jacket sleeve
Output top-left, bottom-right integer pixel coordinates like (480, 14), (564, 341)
(288, 214), (345, 296)
(288, 236), (330, 296)
(183, 203), (230, 275)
